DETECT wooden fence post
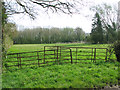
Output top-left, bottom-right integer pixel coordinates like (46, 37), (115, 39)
(94, 48), (96, 63)
(19, 54), (21, 68)
(44, 46), (45, 64)
(54, 50), (56, 59)
(70, 49), (73, 64)
(37, 52), (40, 66)
(105, 48), (108, 62)
(60, 46), (61, 63)
(57, 46), (59, 64)
(76, 48), (77, 63)
(17, 53), (19, 68)
(91, 48), (93, 62)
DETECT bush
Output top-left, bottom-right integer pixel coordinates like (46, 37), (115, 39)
(2, 34), (13, 59)
(112, 41), (120, 62)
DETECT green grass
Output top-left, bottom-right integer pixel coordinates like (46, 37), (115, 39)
(2, 43), (119, 88)
(7, 43), (109, 53)
(2, 62), (119, 88)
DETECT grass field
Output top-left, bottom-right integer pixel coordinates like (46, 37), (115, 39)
(2, 43), (119, 88)
(7, 43), (108, 53)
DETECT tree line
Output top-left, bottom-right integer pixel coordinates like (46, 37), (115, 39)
(13, 27), (85, 44)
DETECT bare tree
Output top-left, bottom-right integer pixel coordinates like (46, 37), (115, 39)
(90, 3), (117, 30)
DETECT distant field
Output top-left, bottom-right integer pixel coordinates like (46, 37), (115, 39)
(7, 43), (109, 53)
(2, 43), (119, 88)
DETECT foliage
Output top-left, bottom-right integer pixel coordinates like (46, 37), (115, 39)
(90, 3), (117, 44)
(118, 30), (120, 40)
(90, 12), (103, 44)
(2, 2), (10, 57)
(112, 41), (120, 62)
(1, 1), (18, 58)
(13, 27), (85, 44)
(2, 23), (17, 58)
(4, 23), (17, 40)
(108, 40), (120, 62)
(2, 2), (8, 26)
(75, 27), (85, 41)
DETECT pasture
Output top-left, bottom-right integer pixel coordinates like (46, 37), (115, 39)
(2, 43), (119, 88)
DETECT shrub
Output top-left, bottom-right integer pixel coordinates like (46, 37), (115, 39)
(112, 41), (120, 62)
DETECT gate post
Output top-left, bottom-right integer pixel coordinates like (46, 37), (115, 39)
(44, 46), (45, 64)
(60, 46), (61, 63)
(37, 51), (40, 66)
(76, 48), (77, 63)
(57, 46), (59, 64)
(105, 48), (108, 62)
(19, 54), (21, 68)
(70, 49), (73, 64)
(17, 53), (19, 68)
(94, 48), (96, 63)
(91, 48), (93, 62)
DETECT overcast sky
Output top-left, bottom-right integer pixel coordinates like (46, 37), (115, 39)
(8, 0), (120, 33)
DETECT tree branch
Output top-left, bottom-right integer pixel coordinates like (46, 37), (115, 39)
(4, 0), (80, 19)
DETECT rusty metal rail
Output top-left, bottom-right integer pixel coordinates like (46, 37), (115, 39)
(4, 46), (110, 68)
